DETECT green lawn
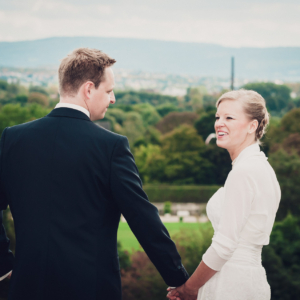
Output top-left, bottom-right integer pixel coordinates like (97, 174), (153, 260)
(117, 222), (209, 252)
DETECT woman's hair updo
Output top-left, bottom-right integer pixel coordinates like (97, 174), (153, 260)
(216, 89), (269, 142)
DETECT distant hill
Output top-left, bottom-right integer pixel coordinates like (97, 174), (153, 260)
(0, 37), (299, 80)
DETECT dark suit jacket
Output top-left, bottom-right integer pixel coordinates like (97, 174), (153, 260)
(0, 108), (189, 300)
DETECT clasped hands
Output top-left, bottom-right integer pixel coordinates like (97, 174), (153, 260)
(166, 282), (198, 300)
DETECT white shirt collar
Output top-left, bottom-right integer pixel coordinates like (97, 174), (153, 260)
(232, 143), (267, 167)
(55, 103), (90, 118)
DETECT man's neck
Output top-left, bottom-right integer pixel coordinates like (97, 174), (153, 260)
(59, 96), (89, 111)
(57, 97), (90, 118)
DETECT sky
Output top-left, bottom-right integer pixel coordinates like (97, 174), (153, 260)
(0, 0), (299, 47)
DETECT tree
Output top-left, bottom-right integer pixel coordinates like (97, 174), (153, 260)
(269, 149), (300, 221)
(28, 92), (49, 107)
(120, 111), (146, 146)
(185, 87), (204, 112)
(132, 103), (161, 126)
(200, 144), (232, 185)
(162, 125), (204, 153)
(156, 112), (199, 134)
(29, 85), (49, 96)
(194, 110), (216, 141)
(0, 104), (50, 136)
(281, 108), (300, 135)
(156, 103), (178, 117)
(262, 214), (300, 300)
(145, 125), (215, 184)
(0, 80), (8, 91)
(243, 82), (292, 115)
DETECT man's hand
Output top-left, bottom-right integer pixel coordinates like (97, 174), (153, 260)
(166, 283), (198, 300)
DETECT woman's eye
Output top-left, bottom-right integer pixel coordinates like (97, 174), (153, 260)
(215, 117), (220, 120)
(227, 117), (233, 120)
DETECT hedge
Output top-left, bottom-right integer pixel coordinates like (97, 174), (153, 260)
(143, 185), (221, 203)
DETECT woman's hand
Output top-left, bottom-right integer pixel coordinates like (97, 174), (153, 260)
(166, 283), (198, 300)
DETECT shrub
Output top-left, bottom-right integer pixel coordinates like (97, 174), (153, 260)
(262, 214), (300, 300)
(143, 185), (220, 203)
(121, 224), (213, 300)
(164, 201), (172, 214)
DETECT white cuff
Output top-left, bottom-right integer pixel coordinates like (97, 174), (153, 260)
(0, 270), (12, 281)
(202, 246), (227, 271)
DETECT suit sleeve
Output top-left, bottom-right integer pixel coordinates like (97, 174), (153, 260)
(110, 136), (189, 287)
(0, 128), (14, 278)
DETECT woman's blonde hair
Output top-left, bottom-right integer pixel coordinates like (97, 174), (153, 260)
(216, 89), (269, 143)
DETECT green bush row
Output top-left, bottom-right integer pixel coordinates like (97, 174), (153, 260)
(143, 185), (220, 203)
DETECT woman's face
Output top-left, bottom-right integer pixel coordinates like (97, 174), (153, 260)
(215, 99), (256, 152)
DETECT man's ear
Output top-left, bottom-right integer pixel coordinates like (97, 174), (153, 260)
(83, 81), (94, 100)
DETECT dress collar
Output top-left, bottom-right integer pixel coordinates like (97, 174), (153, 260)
(55, 103), (90, 118)
(232, 143), (267, 168)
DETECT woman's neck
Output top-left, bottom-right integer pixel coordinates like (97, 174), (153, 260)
(228, 140), (257, 161)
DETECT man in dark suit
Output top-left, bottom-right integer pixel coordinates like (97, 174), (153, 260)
(0, 48), (189, 300)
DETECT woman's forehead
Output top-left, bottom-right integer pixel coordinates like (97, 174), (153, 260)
(217, 99), (244, 114)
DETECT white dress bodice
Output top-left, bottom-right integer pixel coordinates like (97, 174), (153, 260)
(198, 143), (281, 300)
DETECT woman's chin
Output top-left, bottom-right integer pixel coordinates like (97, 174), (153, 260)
(216, 139), (228, 149)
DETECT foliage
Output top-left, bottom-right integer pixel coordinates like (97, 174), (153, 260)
(155, 112), (199, 134)
(2, 208), (15, 254)
(0, 104), (50, 136)
(143, 185), (220, 203)
(115, 90), (178, 106)
(280, 108), (300, 135)
(262, 214), (300, 300)
(200, 144), (232, 185)
(185, 87), (204, 111)
(29, 85), (49, 96)
(243, 82), (293, 115)
(0, 80), (8, 91)
(156, 103), (179, 117)
(132, 103), (161, 126)
(117, 241), (131, 271)
(164, 201), (172, 214)
(120, 224), (213, 300)
(143, 125), (216, 184)
(269, 149), (300, 221)
(194, 110), (216, 141)
(173, 224), (213, 275)
(28, 92), (49, 106)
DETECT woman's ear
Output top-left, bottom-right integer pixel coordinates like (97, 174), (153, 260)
(248, 119), (258, 134)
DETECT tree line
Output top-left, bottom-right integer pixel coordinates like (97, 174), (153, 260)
(0, 79), (300, 300)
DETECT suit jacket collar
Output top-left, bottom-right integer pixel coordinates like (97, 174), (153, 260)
(47, 107), (91, 122)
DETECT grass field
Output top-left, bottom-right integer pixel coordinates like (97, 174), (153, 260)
(117, 222), (210, 252)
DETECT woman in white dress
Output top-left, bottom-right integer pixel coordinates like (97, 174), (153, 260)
(167, 89), (281, 300)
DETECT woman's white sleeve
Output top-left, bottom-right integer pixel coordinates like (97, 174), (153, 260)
(202, 168), (254, 271)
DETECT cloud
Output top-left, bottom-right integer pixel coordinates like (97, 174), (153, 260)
(0, 0), (299, 47)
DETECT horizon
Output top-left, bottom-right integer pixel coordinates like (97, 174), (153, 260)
(1, 36), (300, 49)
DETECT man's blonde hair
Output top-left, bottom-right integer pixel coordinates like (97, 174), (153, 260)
(58, 48), (116, 97)
(216, 89), (269, 142)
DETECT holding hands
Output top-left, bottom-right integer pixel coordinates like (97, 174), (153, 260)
(166, 261), (217, 300)
(167, 283), (198, 300)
